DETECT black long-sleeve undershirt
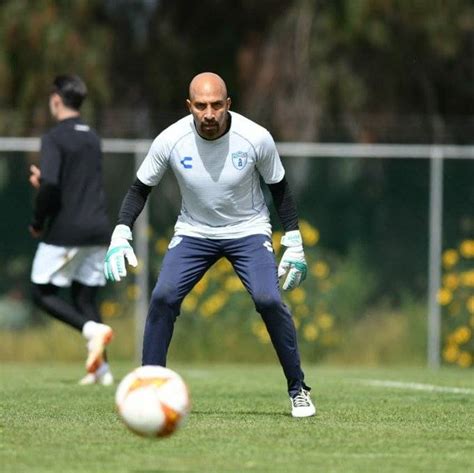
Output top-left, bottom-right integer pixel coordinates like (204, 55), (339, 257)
(117, 178), (152, 228)
(117, 176), (299, 232)
(267, 176), (299, 232)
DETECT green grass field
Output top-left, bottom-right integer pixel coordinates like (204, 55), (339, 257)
(1, 363), (473, 473)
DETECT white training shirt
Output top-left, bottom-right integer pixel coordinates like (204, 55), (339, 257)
(137, 111), (285, 239)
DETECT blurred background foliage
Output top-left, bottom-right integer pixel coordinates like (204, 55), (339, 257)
(0, 0), (473, 365)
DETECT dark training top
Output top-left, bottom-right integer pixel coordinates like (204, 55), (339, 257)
(31, 117), (110, 246)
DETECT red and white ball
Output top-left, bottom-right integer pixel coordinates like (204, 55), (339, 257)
(115, 365), (191, 437)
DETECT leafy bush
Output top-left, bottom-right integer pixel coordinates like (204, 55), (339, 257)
(439, 240), (474, 368)
(102, 220), (378, 362)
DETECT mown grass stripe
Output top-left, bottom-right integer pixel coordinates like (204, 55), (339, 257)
(358, 379), (474, 395)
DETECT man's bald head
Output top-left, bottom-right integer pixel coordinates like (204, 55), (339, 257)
(187, 72), (231, 140)
(188, 72), (228, 101)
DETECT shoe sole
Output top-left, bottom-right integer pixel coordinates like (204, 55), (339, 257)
(291, 410), (316, 418)
(77, 373), (97, 386)
(86, 329), (114, 374)
(291, 406), (316, 418)
(79, 376), (97, 385)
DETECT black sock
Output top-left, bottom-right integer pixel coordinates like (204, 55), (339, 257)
(71, 281), (108, 362)
(71, 281), (102, 322)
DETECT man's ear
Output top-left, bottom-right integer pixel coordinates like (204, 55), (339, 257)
(186, 99), (192, 112)
(52, 93), (62, 106)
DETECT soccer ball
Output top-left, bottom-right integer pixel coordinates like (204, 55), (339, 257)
(115, 365), (191, 437)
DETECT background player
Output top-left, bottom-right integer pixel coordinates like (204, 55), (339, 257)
(104, 72), (315, 417)
(30, 74), (114, 385)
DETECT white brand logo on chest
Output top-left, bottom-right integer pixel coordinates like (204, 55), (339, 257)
(231, 151), (248, 170)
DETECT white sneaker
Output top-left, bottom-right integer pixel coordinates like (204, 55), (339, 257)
(78, 363), (114, 386)
(83, 323), (114, 374)
(79, 373), (97, 385)
(99, 371), (114, 386)
(290, 388), (316, 418)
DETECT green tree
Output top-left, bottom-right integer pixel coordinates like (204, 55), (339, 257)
(0, 0), (113, 134)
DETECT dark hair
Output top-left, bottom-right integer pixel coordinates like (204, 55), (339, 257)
(51, 75), (87, 110)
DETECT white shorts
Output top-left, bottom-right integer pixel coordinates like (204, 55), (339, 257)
(31, 243), (107, 287)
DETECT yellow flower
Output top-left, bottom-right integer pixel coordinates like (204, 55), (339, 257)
(212, 258), (232, 276)
(467, 296), (474, 314)
(446, 332), (458, 345)
(155, 238), (168, 255)
(272, 231), (283, 254)
(442, 249), (459, 269)
(252, 321), (271, 344)
(100, 301), (119, 318)
(457, 352), (472, 368)
(192, 275), (209, 295)
(460, 270), (474, 287)
(303, 324), (319, 341)
(317, 313), (334, 330)
(289, 287), (306, 304)
(453, 326), (471, 344)
(127, 284), (141, 300)
(442, 273), (459, 291)
(311, 261), (330, 279)
(299, 220), (320, 247)
(224, 276), (244, 292)
(199, 304), (213, 319)
(437, 288), (453, 305)
(182, 294), (198, 313)
(459, 239), (474, 258)
(442, 344), (459, 363)
(199, 292), (228, 318)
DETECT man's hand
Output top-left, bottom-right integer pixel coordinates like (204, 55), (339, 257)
(29, 165), (41, 189)
(278, 230), (307, 291)
(104, 225), (138, 282)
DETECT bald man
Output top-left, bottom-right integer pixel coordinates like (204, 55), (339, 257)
(105, 72), (315, 417)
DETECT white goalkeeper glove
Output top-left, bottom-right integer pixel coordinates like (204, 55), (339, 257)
(104, 225), (138, 282)
(278, 230), (307, 291)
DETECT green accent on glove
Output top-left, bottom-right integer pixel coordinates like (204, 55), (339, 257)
(293, 261), (307, 281)
(104, 245), (129, 281)
(105, 245), (129, 262)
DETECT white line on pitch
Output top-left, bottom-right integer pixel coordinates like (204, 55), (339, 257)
(357, 379), (474, 395)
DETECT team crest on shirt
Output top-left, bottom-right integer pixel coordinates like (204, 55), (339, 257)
(231, 151), (248, 170)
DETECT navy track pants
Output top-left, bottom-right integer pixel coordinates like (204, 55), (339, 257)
(142, 234), (307, 396)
